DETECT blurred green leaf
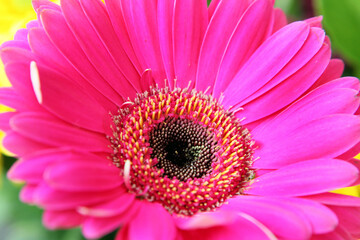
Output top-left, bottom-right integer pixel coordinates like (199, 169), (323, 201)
(0, 172), (84, 240)
(274, 0), (303, 20)
(315, 0), (360, 76)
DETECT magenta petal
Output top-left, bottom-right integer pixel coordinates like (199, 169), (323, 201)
(40, 9), (124, 106)
(248, 159), (358, 196)
(308, 59), (345, 92)
(222, 21), (309, 108)
(10, 112), (109, 152)
(3, 131), (51, 156)
(223, 196), (312, 239)
(0, 87), (41, 112)
(180, 212), (277, 240)
(237, 35), (330, 124)
(38, 65), (109, 133)
(175, 211), (236, 229)
(34, 183), (121, 210)
(233, 26), (327, 107)
(44, 158), (122, 192)
(329, 206), (360, 237)
(280, 197), (338, 234)
(43, 210), (84, 229)
(173, 0), (207, 88)
(253, 115), (360, 168)
(304, 192), (360, 207)
(8, 149), (59, 183)
(196, 0), (249, 92)
(82, 200), (142, 239)
(79, 0), (141, 91)
(1, 40), (31, 50)
(213, 0), (274, 96)
(272, 8), (287, 33)
(61, 0), (139, 99)
(20, 184), (37, 203)
(32, 0), (61, 13)
(105, 0), (142, 72)
(14, 29), (29, 42)
(157, 0), (175, 87)
(120, 0), (166, 86)
(28, 27), (117, 112)
(3, 61), (38, 106)
(128, 202), (176, 240)
(35, 63), (109, 133)
(78, 193), (135, 217)
(60, 0), (137, 100)
(0, 112), (16, 131)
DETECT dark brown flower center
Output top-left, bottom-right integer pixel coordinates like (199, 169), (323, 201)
(109, 87), (255, 216)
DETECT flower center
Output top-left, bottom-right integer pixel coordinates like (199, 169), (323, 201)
(150, 117), (216, 181)
(109, 87), (255, 216)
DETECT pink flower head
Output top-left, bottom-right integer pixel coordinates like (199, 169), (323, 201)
(1, 0), (360, 239)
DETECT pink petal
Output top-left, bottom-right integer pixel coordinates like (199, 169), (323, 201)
(223, 196), (312, 239)
(278, 197), (338, 234)
(1, 40), (31, 50)
(272, 8), (287, 33)
(60, 0), (138, 100)
(40, 9), (124, 106)
(82, 200), (142, 239)
(43, 209), (84, 229)
(10, 112), (109, 152)
(304, 192), (360, 207)
(34, 182), (122, 211)
(105, 0), (142, 72)
(44, 155), (122, 191)
(307, 59), (345, 93)
(78, 192), (135, 217)
(248, 159), (358, 196)
(3, 131), (51, 156)
(305, 16), (323, 28)
(222, 21), (310, 108)
(312, 226), (353, 240)
(139, 69), (156, 92)
(20, 184), (37, 203)
(175, 211), (237, 229)
(235, 30), (330, 124)
(234, 26), (327, 107)
(28, 27), (117, 112)
(120, 0), (166, 86)
(3, 61), (39, 106)
(0, 112), (16, 131)
(173, 0), (207, 88)
(32, 0), (61, 13)
(8, 149), (61, 183)
(196, 0), (249, 92)
(213, 0), (274, 96)
(128, 202), (176, 240)
(180, 212), (277, 240)
(253, 115), (360, 168)
(79, 0), (141, 91)
(0, 87), (41, 112)
(14, 29), (29, 42)
(157, 0), (175, 87)
(329, 206), (360, 237)
(35, 63), (108, 133)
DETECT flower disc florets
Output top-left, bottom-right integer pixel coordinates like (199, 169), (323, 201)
(109, 87), (255, 216)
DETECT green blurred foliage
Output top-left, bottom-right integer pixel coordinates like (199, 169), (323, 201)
(314, 0), (360, 77)
(274, 0), (303, 20)
(0, 170), (84, 240)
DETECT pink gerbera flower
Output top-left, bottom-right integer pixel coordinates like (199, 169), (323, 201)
(1, 0), (360, 239)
